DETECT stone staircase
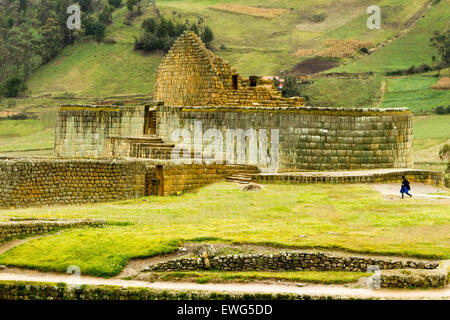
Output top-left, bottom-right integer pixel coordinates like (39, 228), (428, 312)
(129, 136), (175, 160)
(225, 166), (259, 184)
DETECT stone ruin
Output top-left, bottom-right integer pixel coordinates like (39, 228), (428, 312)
(154, 31), (305, 107)
(0, 31), (419, 208)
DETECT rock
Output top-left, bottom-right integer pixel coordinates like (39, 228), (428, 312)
(179, 247), (187, 252)
(194, 243), (216, 258)
(239, 183), (262, 192)
(0, 265), (6, 270)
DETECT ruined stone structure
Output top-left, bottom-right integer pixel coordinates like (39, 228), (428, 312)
(154, 31), (305, 107)
(0, 31), (419, 207)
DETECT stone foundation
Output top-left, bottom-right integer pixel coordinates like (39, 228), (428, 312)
(253, 169), (445, 187)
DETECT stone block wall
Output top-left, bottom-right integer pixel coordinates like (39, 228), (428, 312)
(0, 159), (155, 208)
(157, 106), (413, 171)
(0, 219), (105, 242)
(379, 269), (447, 288)
(0, 158), (258, 208)
(154, 31), (304, 107)
(54, 105), (146, 158)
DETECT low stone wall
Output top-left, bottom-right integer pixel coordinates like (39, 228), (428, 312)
(379, 269), (447, 288)
(0, 219), (105, 242)
(0, 158), (156, 208)
(144, 252), (439, 273)
(253, 169), (445, 187)
(0, 281), (345, 300)
(0, 158), (259, 208)
(163, 164), (259, 196)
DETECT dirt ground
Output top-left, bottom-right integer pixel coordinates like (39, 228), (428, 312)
(372, 183), (450, 200)
(290, 58), (340, 75)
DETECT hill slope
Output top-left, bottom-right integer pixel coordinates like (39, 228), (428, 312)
(24, 0), (447, 96)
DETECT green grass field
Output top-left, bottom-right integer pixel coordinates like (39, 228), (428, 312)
(0, 183), (448, 277)
(381, 75), (450, 113)
(303, 76), (383, 108)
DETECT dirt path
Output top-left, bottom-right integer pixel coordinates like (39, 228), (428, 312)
(0, 269), (448, 300)
(372, 183), (450, 200)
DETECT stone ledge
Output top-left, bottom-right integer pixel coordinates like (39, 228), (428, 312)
(0, 281), (349, 300)
(0, 219), (106, 242)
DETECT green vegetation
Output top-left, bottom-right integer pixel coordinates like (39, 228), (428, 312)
(0, 119), (54, 153)
(146, 270), (367, 285)
(330, 0), (449, 74)
(0, 183), (448, 277)
(381, 75), (450, 113)
(303, 76), (382, 108)
(135, 16), (214, 52)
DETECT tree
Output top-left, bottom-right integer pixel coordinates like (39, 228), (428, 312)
(1, 75), (27, 98)
(99, 4), (114, 25)
(40, 18), (63, 62)
(127, 0), (138, 11)
(108, 0), (122, 8)
(77, 0), (92, 12)
(201, 26), (214, 48)
(430, 30), (450, 65)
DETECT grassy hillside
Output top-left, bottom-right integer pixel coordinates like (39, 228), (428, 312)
(330, 0), (449, 73)
(24, 0), (444, 96)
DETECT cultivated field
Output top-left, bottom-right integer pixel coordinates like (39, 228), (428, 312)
(208, 4), (288, 19)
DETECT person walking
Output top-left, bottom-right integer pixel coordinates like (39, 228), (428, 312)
(400, 176), (412, 199)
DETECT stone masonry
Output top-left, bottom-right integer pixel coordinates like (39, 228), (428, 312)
(154, 31), (305, 107)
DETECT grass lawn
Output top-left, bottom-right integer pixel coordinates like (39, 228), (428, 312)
(0, 183), (448, 277)
(144, 270), (367, 285)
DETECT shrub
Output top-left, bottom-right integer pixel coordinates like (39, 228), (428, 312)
(308, 13), (326, 23)
(435, 106), (450, 114)
(201, 26), (214, 48)
(134, 32), (159, 51)
(0, 76), (27, 98)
